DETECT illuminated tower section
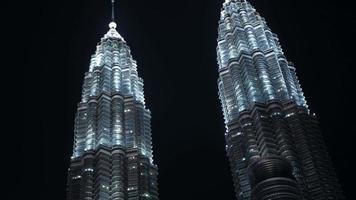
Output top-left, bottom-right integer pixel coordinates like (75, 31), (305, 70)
(217, 0), (343, 200)
(66, 4), (159, 199)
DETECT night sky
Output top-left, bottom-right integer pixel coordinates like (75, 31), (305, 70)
(21, 0), (355, 199)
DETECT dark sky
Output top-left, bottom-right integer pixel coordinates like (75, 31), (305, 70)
(21, 0), (355, 199)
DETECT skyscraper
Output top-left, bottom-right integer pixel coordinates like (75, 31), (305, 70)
(217, 0), (343, 200)
(66, 1), (158, 199)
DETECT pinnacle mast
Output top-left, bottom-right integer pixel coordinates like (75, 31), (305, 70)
(111, 0), (115, 22)
(109, 0), (117, 30)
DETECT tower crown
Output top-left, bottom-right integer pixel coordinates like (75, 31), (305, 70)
(103, 22), (124, 40)
(104, 0), (124, 41)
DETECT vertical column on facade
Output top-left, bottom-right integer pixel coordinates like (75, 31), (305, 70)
(111, 48), (122, 93)
(94, 150), (111, 200)
(218, 77), (229, 122)
(137, 156), (152, 199)
(286, 107), (314, 200)
(226, 120), (251, 200)
(126, 151), (139, 200)
(265, 53), (290, 100)
(74, 105), (87, 157)
(252, 52), (275, 101)
(97, 94), (111, 146)
(100, 51), (113, 94)
(251, 105), (279, 157)
(254, 24), (270, 52)
(148, 165), (159, 200)
(80, 154), (95, 200)
(228, 59), (249, 113)
(124, 97), (136, 149)
(86, 99), (97, 151)
(67, 161), (83, 200)
(241, 55), (262, 104)
(143, 109), (153, 161)
(274, 57), (297, 100)
(91, 69), (101, 97)
(110, 149), (126, 200)
(81, 73), (92, 103)
(134, 104), (144, 155)
(218, 69), (239, 121)
(111, 95), (124, 147)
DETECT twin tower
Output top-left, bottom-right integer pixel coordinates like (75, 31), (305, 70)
(66, 1), (344, 200)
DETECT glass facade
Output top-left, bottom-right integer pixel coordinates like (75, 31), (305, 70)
(67, 22), (158, 200)
(217, 1), (343, 200)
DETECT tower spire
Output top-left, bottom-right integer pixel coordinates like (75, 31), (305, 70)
(109, 0), (117, 29)
(111, 0), (115, 22)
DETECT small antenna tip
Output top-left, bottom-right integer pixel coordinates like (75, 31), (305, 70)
(109, 22), (117, 29)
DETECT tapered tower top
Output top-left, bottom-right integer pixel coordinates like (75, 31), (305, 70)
(104, 0), (124, 40)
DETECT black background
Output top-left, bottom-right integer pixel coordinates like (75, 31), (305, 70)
(20, 0), (355, 199)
